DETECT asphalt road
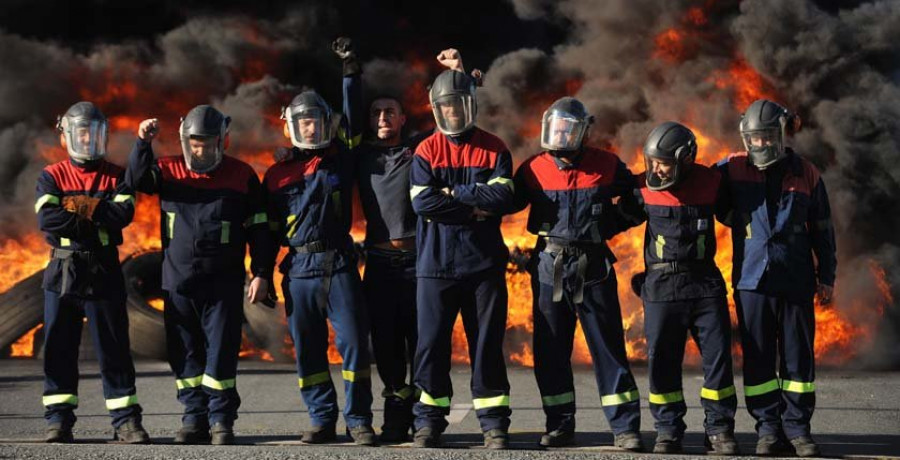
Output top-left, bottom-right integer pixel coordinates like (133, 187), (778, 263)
(0, 360), (898, 459)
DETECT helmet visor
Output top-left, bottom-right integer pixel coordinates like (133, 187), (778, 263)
(65, 119), (108, 161)
(540, 111), (587, 151)
(287, 107), (332, 149)
(644, 155), (679, 191)
(432, 93), (475, 135)
(741, 127), (784, 169)
(181, 135), (223, 173)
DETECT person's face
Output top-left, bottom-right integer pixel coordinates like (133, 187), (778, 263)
(189, 136), (218, 161)
(651, 159), (675, 181)
(748, 131), (779, 148)
(370, 99), (406, 141)
(550, 118), (578, 147)
(298, 118), (319, 143)
(74, 126), (92, 149)
(439, 99), (464, 130)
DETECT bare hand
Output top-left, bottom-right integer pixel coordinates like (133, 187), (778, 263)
(436, 48), (464, 72)
(816, 284), (834, 306)
(332, 37), (353, 59)
(247, 277), (270, 304)
(138, 118), (159, 141)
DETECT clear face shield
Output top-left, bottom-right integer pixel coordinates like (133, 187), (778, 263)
(540, 111), (588, 152)
(285, 106), (333, 150)
(431, 93), (475, 136)
(63, 119), (108, 162)
(180, 134), (224, 174)
(742, 127), (785, 170)
(644, 155), (680, 191)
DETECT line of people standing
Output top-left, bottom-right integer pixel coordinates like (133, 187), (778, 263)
(34, 38), (835, 457)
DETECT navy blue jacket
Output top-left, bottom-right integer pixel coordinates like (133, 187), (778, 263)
(513, 147), (635, 283)
(36, 158), (135, 294)
(126, 140), (270, 296)
(262, 74), (363, 278)
(410, 128), (515, 279)
(716, 150), (836, 302)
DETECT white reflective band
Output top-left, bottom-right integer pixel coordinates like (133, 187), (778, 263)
(600, 389), (639, 406)
(175, 375), (203, 390)
(472, 394), (510, 410)
(105, 394), (138, 410)
(410, 185), (429, 200)
(43, 394), (78, 407)
(113, 194), (135, 204)
(35, 194), (60, 213)
(487, 176), (514, 192)
(201, 374), (236, 390)
(419, 391), (451, 408)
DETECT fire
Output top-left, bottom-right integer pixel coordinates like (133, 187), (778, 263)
(10, 324), (42, 358)
(147, 298), (165, 312)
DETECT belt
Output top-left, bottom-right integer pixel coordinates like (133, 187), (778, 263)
(648, 260), (712, 274)
(366, 247), (416, 267)
(290, 240), (328, 254)
(542, 238), (603, 305)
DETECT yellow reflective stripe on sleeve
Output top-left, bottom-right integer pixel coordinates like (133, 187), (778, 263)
(700, 385), (736, 400)
(201, 374), (236, 390)
(298, 371), (331, 389)
(410, 185), (429, 200)
(60, 238), (71, 247)
(166, 212), (175, 239)
(220, 221), (231, 244)
(419, 391), (451, 408)
(285, 214), (299, 238)
(649, 390), (684, 404)
(35, 194), (60, 213)
(781, 380), (816, 393)
(106, 394), (139, 410)
(745, 223), (752, 239)
(472, 394), (510, 410)
(745, 379), (780, 397)
(342, 368), (371, 382)
(696, 234), (706, 259)
(43, 394), (78, 407)
(487, 176), (514, 192)
(655, 235), (666, 259)
(113, 194), (135, 204)
(245, 212), (267, 227)
(541, 391), (575, 407)
(337, 129), (363, 149)
(600, 389), (639, 406)
(98, 228), (110, 246)
(176, 375), (203, 390)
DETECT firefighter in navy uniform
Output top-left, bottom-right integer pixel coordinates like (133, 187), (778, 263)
(126, 106), (272, 445)
(617, 122), (738, 455)
(336, 37), (430, 443)
(261, 41), (376, 445)
(409, 49), (516, 450)
(513, 97), (643, 452)
(717, 99), (836, 458)
(36, 101), (149, 444)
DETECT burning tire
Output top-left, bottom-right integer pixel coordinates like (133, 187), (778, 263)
(0, 270), (45, 351)
(121, 250), (167, 360)
(243, 297), (293, 363)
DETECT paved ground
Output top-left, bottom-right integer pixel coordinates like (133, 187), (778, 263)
(0, 360), (897, 459)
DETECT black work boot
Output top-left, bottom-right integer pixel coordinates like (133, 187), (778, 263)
(706, 431), (739, 455)
(653, 432), (682, 454)
(790, 436), (821, 457)
(113, 418), (151, 444)
(173, 422), (211, 444)
(301, 423), (336, 444)
(614, 431), (644, 452)
(347, 425), (378, 446)
(412, 426), (441, 448)
(483, 428), (509, 449)
(379, 424), (411, 443)
(210, 423), (234, 445)
(756, 433), (792, 456)
(45, 424), (74, 443)
(539, 429), (575, 447)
